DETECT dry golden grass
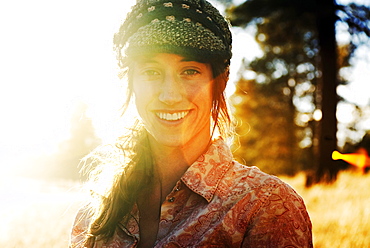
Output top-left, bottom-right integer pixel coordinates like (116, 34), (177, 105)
(281, 171), (370, 248)
(1, 171), (369, 247)
(0, 177), (85, 248)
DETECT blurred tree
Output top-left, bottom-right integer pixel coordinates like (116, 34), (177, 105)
(231, 78), (300, 175)
(52, 102), (102, 180)
(227, 0), (370, 184)
(24, 102), (101, 181)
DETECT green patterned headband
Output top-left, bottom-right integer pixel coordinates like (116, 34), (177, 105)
(114, 0), (232, 66)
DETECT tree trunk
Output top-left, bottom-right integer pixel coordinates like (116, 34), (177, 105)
(309, 0), (339, 185)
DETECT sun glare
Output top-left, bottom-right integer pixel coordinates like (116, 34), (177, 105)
(0, 0), (136, 176)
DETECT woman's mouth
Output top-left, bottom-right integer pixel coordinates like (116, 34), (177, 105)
(155, 111), (190, 121)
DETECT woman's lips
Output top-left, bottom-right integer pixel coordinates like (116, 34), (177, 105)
(155, 111), (190, 121)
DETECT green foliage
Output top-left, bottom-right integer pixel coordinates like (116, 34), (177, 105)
(227, 0), (370, 177)
(231, 79), (302, 175)
(337, 3), (370, 56)
(228, 0), (320, 175)
(228, 0), (316, 27)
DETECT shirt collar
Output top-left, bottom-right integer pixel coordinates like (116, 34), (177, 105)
(181, 138), (233, 202)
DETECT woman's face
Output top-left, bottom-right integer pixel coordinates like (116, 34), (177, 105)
(132, 53), (213, 148)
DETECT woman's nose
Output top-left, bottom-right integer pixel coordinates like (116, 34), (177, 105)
(158, 74), (183, 105)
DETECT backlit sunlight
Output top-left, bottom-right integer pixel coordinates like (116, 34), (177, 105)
(0, 0), (136, 176)
(0, 0), (263, 178)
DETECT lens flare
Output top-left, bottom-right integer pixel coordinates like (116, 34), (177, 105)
(332, 148), (370, 173)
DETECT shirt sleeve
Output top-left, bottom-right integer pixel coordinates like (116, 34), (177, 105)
(242, 183), (313, 248)
(69, 207), (91, 248)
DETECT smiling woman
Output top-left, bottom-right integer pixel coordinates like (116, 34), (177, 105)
(69, 0), (312, 248)
(132, 53), (214, 149)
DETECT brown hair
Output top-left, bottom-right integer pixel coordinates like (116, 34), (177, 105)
(81, 124), (153, 245)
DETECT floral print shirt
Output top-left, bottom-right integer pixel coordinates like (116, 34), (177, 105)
(70, 139), (313, 247)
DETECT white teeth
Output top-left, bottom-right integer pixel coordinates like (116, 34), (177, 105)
(156, 111), (189, 121)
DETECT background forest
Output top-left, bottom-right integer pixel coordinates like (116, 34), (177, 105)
(224, 0), (370, 185)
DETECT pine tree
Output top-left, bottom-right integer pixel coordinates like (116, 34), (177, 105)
(227, 0), (370, 184)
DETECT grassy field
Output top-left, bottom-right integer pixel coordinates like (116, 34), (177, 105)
(0, 177), (85, 248)
(1, 171), (369, 247)
(281, 171), (370, 248)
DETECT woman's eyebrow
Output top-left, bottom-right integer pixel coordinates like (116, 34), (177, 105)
(180, 58), (199, 62)
(136, 57), (158, 64)
(180, 58), (208, 64)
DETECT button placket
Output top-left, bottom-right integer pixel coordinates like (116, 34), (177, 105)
(167, 183), (181, 203)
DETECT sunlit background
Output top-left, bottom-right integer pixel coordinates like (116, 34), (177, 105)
(0, 0), (263, 178)
(1, 0), (135, 176)
(0, 0), (369, 247)
(1, 0), (369, 178)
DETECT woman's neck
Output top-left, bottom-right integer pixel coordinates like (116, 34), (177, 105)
(149, 133), (212, 197)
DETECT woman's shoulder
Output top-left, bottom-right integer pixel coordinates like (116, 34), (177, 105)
(226, 162), (289, 190)
(69, 205), (92, 248)
(219, 161), (304, 205)
(228, 164), (313, 247)
(219, 162), (311, 228)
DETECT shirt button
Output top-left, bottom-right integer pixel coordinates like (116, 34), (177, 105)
(168, 197), (175, 202)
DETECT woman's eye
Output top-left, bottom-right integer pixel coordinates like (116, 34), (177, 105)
(142, 70), (159, 76)
(182, 69), (200, 76)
